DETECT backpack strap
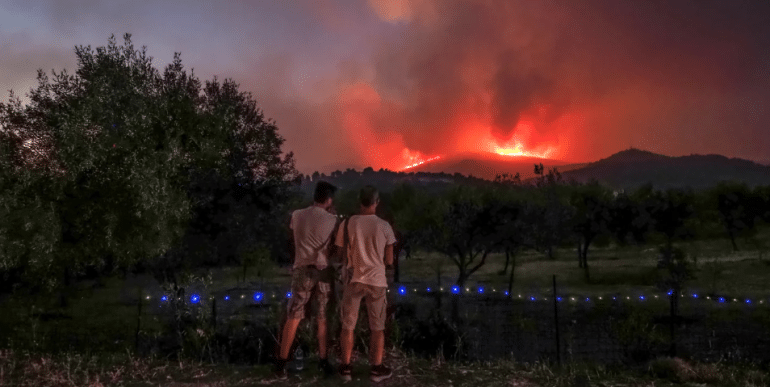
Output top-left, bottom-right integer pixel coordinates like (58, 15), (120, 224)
(342, 216), (353, 284)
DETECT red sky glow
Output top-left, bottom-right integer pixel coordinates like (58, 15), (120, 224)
(2, 0), (769, 173)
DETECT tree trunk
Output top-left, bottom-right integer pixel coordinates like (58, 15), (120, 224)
(729, 229), (739, 252)
(669, 289), (678, 357)
(547, 245), (554, 260)
(502, 248), (511, 274)
(577, 241), (583, 268)
(456, 270), (468, 289)
(451, 267), (468, 323)
(582, 239), (591, 283)
(507, 252), (516, 295)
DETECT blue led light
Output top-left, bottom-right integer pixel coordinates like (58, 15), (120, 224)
(254, 292), (264, 302)
(190, 294), (200, 304)
(224, 296), (230, 301)
(719, 297), (725, 303)
(427, 287), (431, 292)
(286, 292), (292, 299)
(667, 290), (673, 296)
(746, 299), (751, 304)
(451, 286), (460, 294)
(398, 286), (407, 295)
(585, 297), (590, 302)
(640, 296), (645, 300)
(478, 287), (485, 294)
(530, 296), (535, 301)
(161, 295), (168, 302)
(557, 297), (563, 302)
(693, 294), (698, 298)
(504, 291), (509, 296)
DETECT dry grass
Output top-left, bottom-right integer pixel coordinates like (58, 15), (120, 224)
(2, 348), (769, 387)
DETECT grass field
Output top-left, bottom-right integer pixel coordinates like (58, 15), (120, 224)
(398, 226), (770, 298)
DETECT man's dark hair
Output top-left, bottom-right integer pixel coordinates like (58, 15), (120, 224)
(314, 181), (337, 203)
(359, 185), (379, 207)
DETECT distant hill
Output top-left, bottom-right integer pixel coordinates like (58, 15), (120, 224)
(301, 148), (770, 197)
(545, 148), (770, 191)
(409, 152), (586, 180)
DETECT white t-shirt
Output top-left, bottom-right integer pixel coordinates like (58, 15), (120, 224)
(335, 214), (396, 288)
(290, 206), (339, 269)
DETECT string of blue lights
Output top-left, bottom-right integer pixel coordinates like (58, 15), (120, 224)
(147, 286), (767, 306)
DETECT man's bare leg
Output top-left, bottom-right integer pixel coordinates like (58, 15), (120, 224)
(280, 318), (302, 360)
(370, 329), (385, 365)
(317, 318), (328, 359)
(340, 328), (355, 364)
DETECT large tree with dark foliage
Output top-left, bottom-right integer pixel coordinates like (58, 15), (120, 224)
(708, 182), (761, 251)
(569, 181), (613, 283)
(608, 190), (649, 246)
(528, 164), (574, 260)
(642, 186), (697, 356)
(409, 186), (499, 288)
(488, 198), (530, 295)
(0, 34), (298, 296)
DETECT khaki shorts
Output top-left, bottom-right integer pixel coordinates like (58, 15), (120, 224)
(340, 282), (387, 331)
(287, 266), (332, 320)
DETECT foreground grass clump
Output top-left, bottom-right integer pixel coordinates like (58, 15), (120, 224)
(1, 349), (768, 387)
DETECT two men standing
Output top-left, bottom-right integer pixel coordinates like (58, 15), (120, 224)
(275, 182), (394, 383)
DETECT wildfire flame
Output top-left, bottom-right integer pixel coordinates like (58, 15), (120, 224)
(488, 120), (558, 159)
(397, 148), (443, 170)
(402, 155), (441, 170)
(493, 141), (556, 159)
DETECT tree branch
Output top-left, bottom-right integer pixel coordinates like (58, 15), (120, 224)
(467, 249), (490, 277)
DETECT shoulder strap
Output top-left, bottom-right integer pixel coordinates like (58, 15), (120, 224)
(342, 217), (352, 268)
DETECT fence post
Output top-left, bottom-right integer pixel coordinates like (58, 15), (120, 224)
(553, 275), (561, 367)
(211, 298), (217, 331)
(135, 287), (143, 353)
(670, 290), (677, 357)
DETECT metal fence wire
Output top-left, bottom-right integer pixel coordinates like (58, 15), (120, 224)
(138, 283), (770, 364)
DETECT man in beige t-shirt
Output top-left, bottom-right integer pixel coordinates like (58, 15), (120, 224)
(334, 186), (395, 383)
(275, 181), (339, 378)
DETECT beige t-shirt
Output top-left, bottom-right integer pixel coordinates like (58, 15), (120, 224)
(335, 214), (396, 288)
(290, 206), (339, 269)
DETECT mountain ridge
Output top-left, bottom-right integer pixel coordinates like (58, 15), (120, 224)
(304, 148), (770, 192)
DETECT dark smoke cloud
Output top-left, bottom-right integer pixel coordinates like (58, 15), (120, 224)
(365, 0), (770, 162)
(1, 0), (768, 172)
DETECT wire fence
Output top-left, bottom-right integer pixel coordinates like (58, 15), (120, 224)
(132, 279), (770, 365)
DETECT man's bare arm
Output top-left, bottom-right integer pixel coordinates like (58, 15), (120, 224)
(288, 231), (295, 265)
(288, 214), (295, 265)
(384, 244), (394, 267)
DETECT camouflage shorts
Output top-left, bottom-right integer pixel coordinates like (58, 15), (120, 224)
(287, 266), (333, 320)
(340, 282), (388, 331)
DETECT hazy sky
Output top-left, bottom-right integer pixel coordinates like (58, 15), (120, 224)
(2, 0), (769, 173)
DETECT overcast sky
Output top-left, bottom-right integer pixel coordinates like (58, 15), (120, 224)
(2, 0), (769, 173)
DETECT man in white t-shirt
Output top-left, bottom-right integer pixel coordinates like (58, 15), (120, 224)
(334, 186), (395, 383)
(275, 181), (339, 378)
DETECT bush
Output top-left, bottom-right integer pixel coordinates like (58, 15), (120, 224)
(609, 305), (667, 362)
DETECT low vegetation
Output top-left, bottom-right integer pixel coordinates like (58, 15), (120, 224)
(2, 349), (768, 387)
